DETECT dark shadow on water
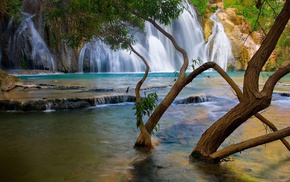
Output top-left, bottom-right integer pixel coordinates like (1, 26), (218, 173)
(120, 153), (258, 182)
(192, 161), (256, 182)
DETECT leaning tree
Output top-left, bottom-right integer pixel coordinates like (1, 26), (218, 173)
(44, 0), (290, 162)
(44, 0), (184, 147)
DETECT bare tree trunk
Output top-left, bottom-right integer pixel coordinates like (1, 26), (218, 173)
(135, 78), (186, 146)
(191, 0), (290, 162)
(134, 17), (190, 147)
(243, 0), (290, 100)
(191, 98), (271, 161)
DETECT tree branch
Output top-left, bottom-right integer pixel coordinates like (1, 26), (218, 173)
(112, 0), (189, 78)
(146, 19), (189, 77)
(186, 62), (290, 150)
(244, 0), (290, 99)
(254, 113), (290, 150)
(262, 63), (290, 96)
(210, 126), (290, 160)
(105, 27), (152, 145)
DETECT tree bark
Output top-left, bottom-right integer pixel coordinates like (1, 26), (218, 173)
(191, 0), (290, 162)
(243, 0), (290, 100)
(105, 28), (153, 148)
(191, 98), (271, 160)
(210, 126), (290, 160)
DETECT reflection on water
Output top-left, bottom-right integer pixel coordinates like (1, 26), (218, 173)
(0, 72), (290, 181)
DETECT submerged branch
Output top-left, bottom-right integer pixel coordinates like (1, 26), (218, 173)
(210, 126), (290, 160)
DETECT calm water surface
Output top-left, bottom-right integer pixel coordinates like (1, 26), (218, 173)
(0, 72), (289, 182)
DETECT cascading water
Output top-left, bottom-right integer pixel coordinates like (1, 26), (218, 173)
(7, 14), (55, 71)
(78, 3), (235, 73)
(206, 10), (235, 70)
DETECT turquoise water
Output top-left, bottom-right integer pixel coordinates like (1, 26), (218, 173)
(0, 72), (289, 181)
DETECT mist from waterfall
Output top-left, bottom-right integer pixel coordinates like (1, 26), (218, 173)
(7, 14), (55, 71)
(78, 4), (235, 72)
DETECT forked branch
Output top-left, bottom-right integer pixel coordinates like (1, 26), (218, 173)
(185, 62), (290, 150)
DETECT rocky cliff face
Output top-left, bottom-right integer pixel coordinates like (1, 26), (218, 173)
(204, 2), (264, 71)
(0, 0), (80, 72)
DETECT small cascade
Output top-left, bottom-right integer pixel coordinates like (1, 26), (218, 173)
(94, 95), (136, 105)
(205, 10), (235, 70)
(7, 14), (55, 71)
(175, 94), (212, 104)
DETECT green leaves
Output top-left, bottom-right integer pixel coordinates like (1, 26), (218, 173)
(191, 57), (202, 70)
(133, 92), (158, 129)
(1, 0), (21, 19)
(44, 0), (183, 48)
(191, 0), (208, 15)
(224, 0), (284, 32)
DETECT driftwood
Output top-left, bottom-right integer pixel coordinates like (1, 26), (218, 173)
(6, 84), (42, 92)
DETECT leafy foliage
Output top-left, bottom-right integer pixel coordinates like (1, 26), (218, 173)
(191, 57), (202, 70)
(224, 0), (284, 32)
(44, 0), (184, 48)
(133, 92), (158, 131)
(0, 0), (21, 20)
(191, 0), (208, 15)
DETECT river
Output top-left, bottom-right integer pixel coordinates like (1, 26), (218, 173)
(0, 72), (289, 181)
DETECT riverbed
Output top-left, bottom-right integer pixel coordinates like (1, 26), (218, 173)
(0, 72), (289, 181)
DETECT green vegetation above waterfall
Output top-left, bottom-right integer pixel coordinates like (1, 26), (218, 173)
(191, 0), (208, 14)
(0, 0), (21, 20)
(224, 0), (284, 32)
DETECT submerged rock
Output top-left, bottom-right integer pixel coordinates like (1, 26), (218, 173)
(274, 92), (290, 97)
(175, 94), (212, 104)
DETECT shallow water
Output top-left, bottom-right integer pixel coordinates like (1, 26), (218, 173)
(0, 72), (290, 182)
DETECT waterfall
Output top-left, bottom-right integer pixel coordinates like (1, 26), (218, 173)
(78, 4), (234, 73)
(7, 14), (55, 71)
(3, 2), (234, 72)
(205, 10), (235, 70)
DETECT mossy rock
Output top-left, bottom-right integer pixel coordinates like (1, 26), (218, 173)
(204, 19), (213, 42)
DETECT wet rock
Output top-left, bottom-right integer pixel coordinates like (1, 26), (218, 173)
(274, 92), (290, 97)
(0, 95), (136, 111)
(0, 100), (23, 110)
(175, 94), (212, 104)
